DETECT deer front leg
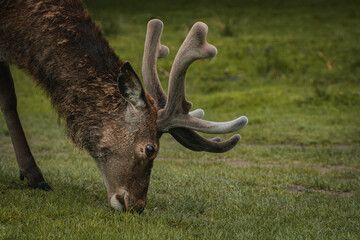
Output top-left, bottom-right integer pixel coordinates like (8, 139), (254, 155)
(0, 62), (50, 190)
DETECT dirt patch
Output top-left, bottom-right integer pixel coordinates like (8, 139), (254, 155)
(243, 143), (358, 150)
(158, 158), (360, 173)
(288, 184), (357, 197)
(228, 160), (285, 169)
(226, 160), (253, 167)
(288, 184), (307, 192)
(228, 160), (360, 173)
(315, 165), (360, 173)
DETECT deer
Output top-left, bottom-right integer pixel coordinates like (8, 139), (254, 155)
(0, 0), (247, 213)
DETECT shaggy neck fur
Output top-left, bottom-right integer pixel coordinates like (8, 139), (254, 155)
(0, 0), (126, 150)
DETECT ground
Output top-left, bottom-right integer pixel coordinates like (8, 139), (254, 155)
(0, 0), (359, 239)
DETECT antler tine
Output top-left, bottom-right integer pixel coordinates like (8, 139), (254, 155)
(142, 19), (170, 109)
(160, 22), (217, 118)
(189, 108), (205, 119)
(170, 128), (240, 153)
(159, 114), (248, 134)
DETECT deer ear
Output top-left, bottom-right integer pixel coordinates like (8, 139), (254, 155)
(118, 62), (147, 108)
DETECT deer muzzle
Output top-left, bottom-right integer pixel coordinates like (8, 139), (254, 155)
(109, 190), (146, 214)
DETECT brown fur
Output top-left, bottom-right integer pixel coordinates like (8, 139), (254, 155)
(0, 0), (124, 150)
(0, 0), (159, 211)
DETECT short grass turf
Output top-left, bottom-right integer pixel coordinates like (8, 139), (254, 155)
(0, 0), (359, 239)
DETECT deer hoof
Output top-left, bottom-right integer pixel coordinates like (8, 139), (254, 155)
(34, 181), (52, 191)
(19, 171), (25, 181)
(19, 168), (51, 190)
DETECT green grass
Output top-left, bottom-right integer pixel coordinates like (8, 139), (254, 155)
(1, 0), (360, 239)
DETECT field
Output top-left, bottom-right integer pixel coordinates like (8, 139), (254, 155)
(0, 0), (359, 239)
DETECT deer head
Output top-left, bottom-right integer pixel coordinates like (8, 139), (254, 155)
(105, 19), (247, 213)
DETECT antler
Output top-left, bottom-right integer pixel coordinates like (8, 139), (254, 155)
(142, 19), (248, 153)
(142, 19), (169, 109)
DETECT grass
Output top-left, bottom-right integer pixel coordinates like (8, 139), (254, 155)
(1, 0), (360, 239)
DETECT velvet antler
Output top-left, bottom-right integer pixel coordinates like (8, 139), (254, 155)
(142, 19), (248, 153)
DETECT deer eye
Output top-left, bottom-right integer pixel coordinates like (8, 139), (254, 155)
(145, 144), (155, 158)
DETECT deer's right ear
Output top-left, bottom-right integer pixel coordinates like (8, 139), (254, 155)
(118, 62), (148, 108)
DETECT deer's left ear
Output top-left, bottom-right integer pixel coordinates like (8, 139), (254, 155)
(118, 62), (148, 108)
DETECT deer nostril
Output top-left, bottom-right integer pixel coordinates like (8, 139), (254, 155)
(145, 144), (155, 157)
(115, 193), (125, 206)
